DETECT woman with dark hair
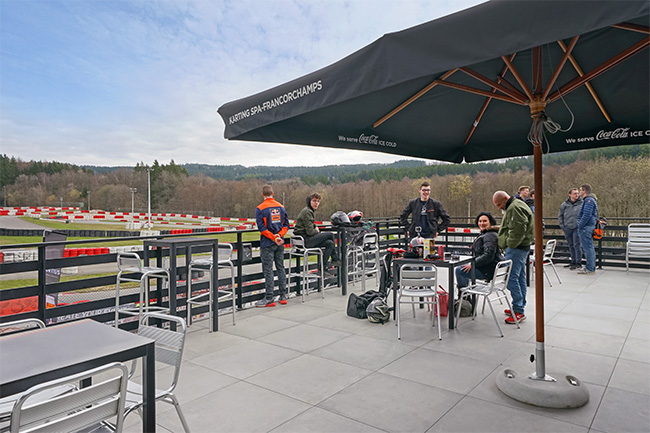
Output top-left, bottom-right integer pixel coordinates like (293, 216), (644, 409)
(455, 211), (504, 289)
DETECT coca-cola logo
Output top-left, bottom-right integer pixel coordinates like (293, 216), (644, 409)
(596, 128), (629, 140)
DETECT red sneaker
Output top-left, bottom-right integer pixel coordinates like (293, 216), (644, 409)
(504, 309), (512, 316)
(505, 313), (525, 324)
(279, 295), (288, 305)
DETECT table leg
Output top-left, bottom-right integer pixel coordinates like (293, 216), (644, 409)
(142, 341), (156, 433)
(211, 242), (219, 332)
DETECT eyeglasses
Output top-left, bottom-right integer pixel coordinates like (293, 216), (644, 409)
(421, 189), (431, 192)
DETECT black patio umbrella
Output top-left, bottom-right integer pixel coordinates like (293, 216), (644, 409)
(218, 0), (649, 407)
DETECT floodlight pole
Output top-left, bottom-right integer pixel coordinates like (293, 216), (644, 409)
(130, 188), (137, 218)
(88, 191), (91, 211)
(147, 169), (152, 229)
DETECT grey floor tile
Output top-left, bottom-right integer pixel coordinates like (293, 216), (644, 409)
(591, 387), (650, 433)
(319, 372), (462, 433)
(628, 319), (650, 340)
(246, 353), (372, 405)
(173, 360), (239, 402)
(379, 347), (496, 394)
(541, 326), (626, 358)
(270, 406), (384, 433)
(547, 313), (633, 338)
(307, 310), (377, 333)
(469, 368), (605, 428)
(608, 358), (650, 396)
(191, 339), (301, 379)
(259, 323), (351, 353)
(220, 314), (299, 339)
(264, 303), (339, 322)
(157, 381), (311, 433)
(183, 328), (250, 360)
(311, 333), (416, 370)
(427, 396), (588, 432)
(422, 328), (526, 364)
(562, 302), (639, 321)
(620, 337), (650, 363)
(572, 292), (644, 309)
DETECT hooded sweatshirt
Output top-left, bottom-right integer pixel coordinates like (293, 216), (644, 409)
(293, 196), (318, 237)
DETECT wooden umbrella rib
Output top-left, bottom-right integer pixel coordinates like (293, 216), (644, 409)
(542, 36), (579, 100)
(464, 54), (517, 145)
(373, 69), (458, 128)
(459, 67), (527, 103)
(550, 36), (650, 102)
(612, 22), (650, 34)
(435, 80), (525, 105)
(557, 40), (611, 122)
(502, 55), (534, 101)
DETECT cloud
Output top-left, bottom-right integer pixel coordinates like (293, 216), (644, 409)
(0, 0), (486, 167)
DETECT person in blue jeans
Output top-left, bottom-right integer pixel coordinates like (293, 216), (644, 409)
(255, 184), (290, 307)
(558, 188), (583, 269)
(493, 190), (534, 324)
(577, 183), (598, 275)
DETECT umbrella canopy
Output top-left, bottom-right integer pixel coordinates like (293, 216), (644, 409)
(218, 0), (649, 163)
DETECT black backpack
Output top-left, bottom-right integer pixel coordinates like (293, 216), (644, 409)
(346, 290), (384, 319)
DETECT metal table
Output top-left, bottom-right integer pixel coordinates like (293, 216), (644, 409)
(0, 319), (156, 432)
(392, 255), (475, 329)
(143, 237), (219, 331)
(327, 225), (367, 296)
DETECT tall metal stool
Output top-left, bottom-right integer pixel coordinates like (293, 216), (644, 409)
(115, 251), (170, 326)
(186, 243), (236, 331)
(288, 235), (324, 302)
(346, 232), (380, 292)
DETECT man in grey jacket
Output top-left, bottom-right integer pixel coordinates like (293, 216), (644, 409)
(558, 188), (583, 270)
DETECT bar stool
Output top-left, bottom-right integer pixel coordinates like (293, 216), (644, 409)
(186, 243), (236, 331)
(346, 232), (380, 292)
(115, 252), (170, 326)
(288, 235), (324, 302)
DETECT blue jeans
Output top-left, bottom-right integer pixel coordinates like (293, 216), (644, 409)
(563, 227), (582, 265)
(504, 247), (529, 314)
(261, 244), (287, 300)
(455, 266), (486, 289)
(578, 224), (596, 272)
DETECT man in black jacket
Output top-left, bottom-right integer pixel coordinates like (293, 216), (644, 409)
(400, 181), (450, 240)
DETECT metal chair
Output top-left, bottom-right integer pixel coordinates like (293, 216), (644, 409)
(186, 243), (236, 330)
(456, 260), (519, 337)
(0, 319), (77, 429)
(124, 313), (190, 433)
(626, 223), (650, 272)
(114, 252), (170, 327)
(9, 362), (129, 433)
(346, 233), (380, 292)
(288, 235), (324, 302)
(530, 239), (561, 286)
(397, 265), (441, 340)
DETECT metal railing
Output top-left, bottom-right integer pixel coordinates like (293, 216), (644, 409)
(1, 216), (647, 326)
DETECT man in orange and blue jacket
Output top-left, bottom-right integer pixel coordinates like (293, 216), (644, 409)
(255, 184), (289, 307)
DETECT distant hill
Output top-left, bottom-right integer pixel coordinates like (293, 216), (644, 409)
(84, 160), (428, 181)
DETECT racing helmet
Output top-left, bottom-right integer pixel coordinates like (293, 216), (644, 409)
(409, 236), (425, 257)
(330, 211), (350, 226)
(347, 210), (363, 222)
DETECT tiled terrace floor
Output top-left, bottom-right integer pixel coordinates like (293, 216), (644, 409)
(126, 266), (649, 433)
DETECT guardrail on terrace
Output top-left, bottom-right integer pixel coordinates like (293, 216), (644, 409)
(0, 216), (647, 327)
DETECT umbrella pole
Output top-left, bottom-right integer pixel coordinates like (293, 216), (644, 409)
(495, 114), (589, 409)
(532, 140), (548, 380)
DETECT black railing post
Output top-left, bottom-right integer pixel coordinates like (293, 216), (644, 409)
(597, 238), (603, 269)
(235, 232), (244, 309)
(37, 244), (47, 323)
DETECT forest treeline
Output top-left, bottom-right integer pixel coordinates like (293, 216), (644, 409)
(1, 146), (649, 221)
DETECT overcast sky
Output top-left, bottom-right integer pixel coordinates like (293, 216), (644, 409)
(1, 0), (486, 168)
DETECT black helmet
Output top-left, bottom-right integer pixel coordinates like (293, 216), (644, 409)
(330, 211), (350, 226)
(347, 210), (363, 222)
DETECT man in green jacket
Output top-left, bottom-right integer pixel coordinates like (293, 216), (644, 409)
(493, 190), (534, 324)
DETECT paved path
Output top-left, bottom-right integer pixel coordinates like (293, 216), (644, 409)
(0, 216), (46, 230)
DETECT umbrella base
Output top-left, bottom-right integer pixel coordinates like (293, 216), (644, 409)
(496, 368), (589, 409)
